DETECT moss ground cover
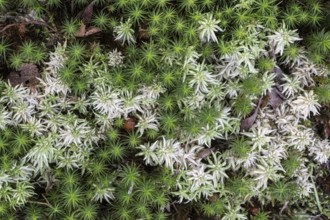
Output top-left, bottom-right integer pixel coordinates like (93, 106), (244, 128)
(0, 0), (330, 219)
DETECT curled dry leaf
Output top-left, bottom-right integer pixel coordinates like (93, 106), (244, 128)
(75, 22), (86, 37)
(196, 147), (214, 160)
(85, 26), (101, 36)
(75, 22), (101, 37)
(241, 64), (286, 130)
(240, 98), (263, 131)
(242, 85), (285, 131)
(260, 92), (271, 109)
(274, 66), (284, 81)
(7, 63), (40, 87)
(267, 85), (285, 109)
(81, 2), (94, 23)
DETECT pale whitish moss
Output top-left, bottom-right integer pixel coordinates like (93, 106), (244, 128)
(1, 1), (330, 218)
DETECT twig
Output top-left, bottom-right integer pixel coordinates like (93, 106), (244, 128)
(169, 197), (178, 213)
(42, 194), (51, 205)
(279, 201), (289, 215)
(0, 21), (57, 33)
(28, 200), (51, 208)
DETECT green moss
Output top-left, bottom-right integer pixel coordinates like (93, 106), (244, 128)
(315, 84), (330, 104)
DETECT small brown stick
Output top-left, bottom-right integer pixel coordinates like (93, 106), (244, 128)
(0, 21), (57, 33)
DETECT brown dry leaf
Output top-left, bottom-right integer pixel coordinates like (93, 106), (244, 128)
(241, 86), (285, 131)
(84, 26), (101, 36)
(240, 98), (262, 131)
(268, 86), (285, 109)
(7, 63), (40, 87)
(81, 2), (94, 23)
(196, 148), (214, 160)
(274, 66), (284, 81)
(75, 22), (86, 37)
(75, 23), (101, 37)
(260, 93), (270, 109)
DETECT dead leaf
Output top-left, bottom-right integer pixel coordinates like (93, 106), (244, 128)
(268, 86), (285, 109)
(81, 2), (94, 23)
(7, 63), (40, 87)
(260, 93), (270, 109)
(75, 22), (86, 37)
(274, 66), (284, 82)
(75, 23), (101, 37)
(196, 148), (214, 160)
(240, 98), (262, 131)
(241, 84), (286, 131)
(84, 26), (101, 36)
